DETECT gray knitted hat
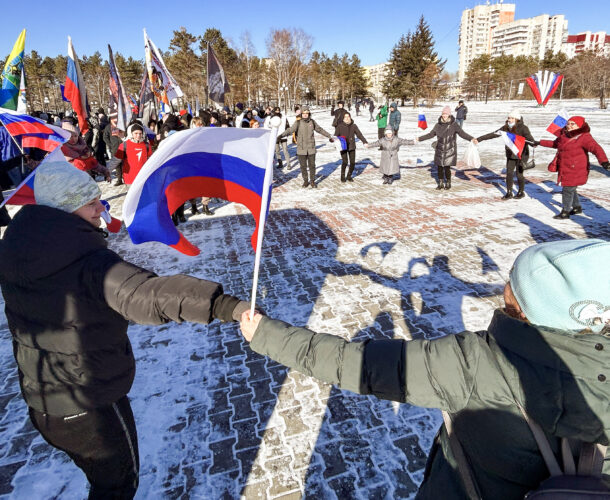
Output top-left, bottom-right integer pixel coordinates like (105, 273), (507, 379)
(34, 161), (101, 213)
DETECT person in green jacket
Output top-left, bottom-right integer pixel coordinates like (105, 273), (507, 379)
(239, 239), (610, 499)
(376, 104), (388, 142)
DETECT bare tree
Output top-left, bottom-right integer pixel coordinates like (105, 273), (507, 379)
(239, 31), (256, 105)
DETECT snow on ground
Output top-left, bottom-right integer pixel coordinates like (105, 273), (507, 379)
(0, 99), (609, 499)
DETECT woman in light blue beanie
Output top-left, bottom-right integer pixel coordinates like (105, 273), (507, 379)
(508, 239), (610, 333)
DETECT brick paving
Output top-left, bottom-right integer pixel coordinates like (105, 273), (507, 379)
(1, 101), (609, 498)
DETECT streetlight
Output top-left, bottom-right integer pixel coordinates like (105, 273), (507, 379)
(43, 96), (49, 112)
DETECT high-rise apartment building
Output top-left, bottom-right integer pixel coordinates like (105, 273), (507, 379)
(491, 14), (567, 59)
(363, 63), (389, 103)
(562, 31), (610, 58)
(458, 2), (516, 81)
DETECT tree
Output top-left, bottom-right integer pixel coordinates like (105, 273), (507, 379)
(167, 27), (203, 106)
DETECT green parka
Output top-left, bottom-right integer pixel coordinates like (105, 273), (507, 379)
(250, 310), (610, 499)
(376, 105), (388, 129)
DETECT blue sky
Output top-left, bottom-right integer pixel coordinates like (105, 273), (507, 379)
(1, 1), (608, 73)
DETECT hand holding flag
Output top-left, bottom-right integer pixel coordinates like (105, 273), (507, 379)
(500, 131), (526, 159)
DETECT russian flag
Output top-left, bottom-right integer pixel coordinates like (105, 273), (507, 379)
(542, 73), (563, 106)
(500, 131), (526, 159)
(334, 135), (348, 152)
(0, 108), (70, 151)
(546, 109), (569, 136)
(526, 75), (543, 105)
(122, 127), (277, 256)
(418, 114), (427, 130)
(0, 148), (65, 207)
(64, 37), (89, 134)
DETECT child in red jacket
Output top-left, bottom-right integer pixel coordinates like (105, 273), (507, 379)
(114, 124), (152, 185)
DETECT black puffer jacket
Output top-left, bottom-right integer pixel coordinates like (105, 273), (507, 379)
(477, 119), (536, 163)
(333, 121), (368, 151)
(0, 205), (240, 416)
(332, 107), (348, 129)
(418, 116), (474, 166)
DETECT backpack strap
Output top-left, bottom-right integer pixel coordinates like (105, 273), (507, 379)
(442, 411), (483, 500)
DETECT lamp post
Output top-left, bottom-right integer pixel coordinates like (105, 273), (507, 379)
(43, 96), (49, 113)
(280, 84), (288, 114)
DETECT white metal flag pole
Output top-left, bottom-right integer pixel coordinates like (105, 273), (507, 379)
(249, 119), (280, 319)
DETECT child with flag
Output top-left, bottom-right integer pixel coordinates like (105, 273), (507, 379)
(365, 127), (414, 184)
(536, 115), (609, 219)
(0, 159), (250, 498)
(114, 123), (152, 185)
(477, 109), (536, 200)
(333, 111), (368, 182)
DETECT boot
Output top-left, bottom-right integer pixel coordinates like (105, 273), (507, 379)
(382, 175), (389, 184)
(569, 206), (583, 215)
(114, 166), (123, 186)
(278, 159), (283, 169)
(436, 180), (443, 190)
(179, 214), (187, 223)
(444, 180), (451, 190)
(553, 210), (570, 219)
(310, 181), (317, 188)
(202, 205), (213, 216)
(502, 192), (513, 200)
(346, 166), (354, 182)
(387, 176), (394, 185)
(172, 214), (179, 226)
(190, 202), (199, 215)
(514, 190), (525, 199)
(302, 180), (309, 188)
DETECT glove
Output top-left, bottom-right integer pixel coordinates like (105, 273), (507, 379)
(329, 138), (335, 143)
(532, 140), (540, 147)
(602, 161), (610, 170)
(231, 300), (251, 321)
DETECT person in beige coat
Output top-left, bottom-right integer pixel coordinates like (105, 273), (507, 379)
(366, 127), (414, 184)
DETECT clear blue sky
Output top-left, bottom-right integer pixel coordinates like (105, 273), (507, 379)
(1, 0), (608, 74)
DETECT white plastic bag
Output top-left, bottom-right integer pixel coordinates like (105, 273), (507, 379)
(461, 142), (481, 169)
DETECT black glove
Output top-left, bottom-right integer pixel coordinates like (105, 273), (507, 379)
(212, 294), (243, 322)
(532, 140), (540, 147)
(329, 137), (335, 143)
(231, 300), (251, 321)
(602, 161), (610, 170)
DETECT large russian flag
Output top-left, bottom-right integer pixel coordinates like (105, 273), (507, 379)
(123, 127), (276, 256)
(0, 108), (70, 150)
(64, 36), (89, 134)
(546, 109), (569, 136)
(500, 131), (526, 159)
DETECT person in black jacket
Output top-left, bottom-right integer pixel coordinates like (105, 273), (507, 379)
(454, 100), (467, 128)
(417, 106), (477, 190)
(0, 160), (249, 499)
(477, 109), (536, 200)
(333, 112), (368, 182)
(332, 100), (348, 129)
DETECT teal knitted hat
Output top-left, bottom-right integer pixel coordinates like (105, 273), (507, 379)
(509, 239), (610, 333)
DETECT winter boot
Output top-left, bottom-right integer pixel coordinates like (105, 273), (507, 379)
(172, 214), (179, 226)
(502, 192), (513, 200)
(278, 159), (283, 169)
(347, 166), (355, 182)
(114, 166), (124, 186)
(302, 180), (309, 188)
(190, 202), (199, 215)
(436, 180), (443, 190)
(514, 190), (525, 199)
(553, 210), (571, 219)
(569, 206), (583, 215)
(202, 205), (213, 216)
(382, 175), (389, 184)
(310, 181), (317, 188)
(444, 180), (451, 190)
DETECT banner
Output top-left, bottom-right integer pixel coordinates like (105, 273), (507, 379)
(137, 70), (156, 127)
(143, 29), (183, 105)
(0, 29), (26, 110)
(107, 44), (132, 132)
(207, 43), (230, 104)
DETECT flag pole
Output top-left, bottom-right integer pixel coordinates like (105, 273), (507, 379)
(249, 124), (279, 319)
(0, 114), (25, 155)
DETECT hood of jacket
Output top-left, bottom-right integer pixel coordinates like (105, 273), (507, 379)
(489, 310), (610, 443)
(436, 115), (456, 126)
(564, 122), (591, 138)
(0, 204), (108, 284)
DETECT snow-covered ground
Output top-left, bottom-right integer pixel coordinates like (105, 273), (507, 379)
(1, 99), (609, 499)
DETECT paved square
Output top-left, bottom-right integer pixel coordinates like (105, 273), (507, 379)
(1, 100), (609, 498)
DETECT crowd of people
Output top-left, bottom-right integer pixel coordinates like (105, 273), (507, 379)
(0, 97), (609, 499)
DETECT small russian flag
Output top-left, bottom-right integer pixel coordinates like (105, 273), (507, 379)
(418, 114), (427, 130)
(334, 135), (348, 152)
(546, 109), (569, 136)
(500, 131), (526, 159)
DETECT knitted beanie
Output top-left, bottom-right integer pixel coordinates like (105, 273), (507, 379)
(510, 239), (610, 333)
(569, 116), (586, 128)
(34, 160), (101, 213)
(61, 122), (78, 134)
(442, 105), (451, 115)
(508, 109), (521, 120)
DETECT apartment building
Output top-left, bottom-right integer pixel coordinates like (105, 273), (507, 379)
(458, 2), (516, 81)
(363, 62), (389, 102)
(491, 14), (567, 59)
(562, 31), (610, 58)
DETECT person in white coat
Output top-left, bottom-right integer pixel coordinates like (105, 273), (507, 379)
(265, 106), (291, 169)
